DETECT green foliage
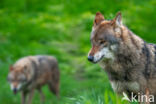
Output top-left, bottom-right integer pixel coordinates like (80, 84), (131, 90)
(0, 0), (156, 104)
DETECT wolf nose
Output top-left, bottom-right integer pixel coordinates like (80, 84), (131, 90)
(13, 88), (17, 94)
(88, 56), (94, 62)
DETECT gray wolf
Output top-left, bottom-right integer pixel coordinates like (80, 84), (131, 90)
(7, 55), (60, 104)
(88, 12), (156, 104)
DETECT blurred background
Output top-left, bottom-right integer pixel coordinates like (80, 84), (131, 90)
(0, 0), (156, 104)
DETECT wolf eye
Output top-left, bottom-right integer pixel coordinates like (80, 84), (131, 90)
(99, 40), (106, 44)
(7, 77), (10, 81)
(19, 78), (27, 82)
(7, 78), (14, 82)
(7, 77), (14, 82)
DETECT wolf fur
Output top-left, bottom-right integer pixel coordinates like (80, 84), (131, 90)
(7, 55), (60, 104)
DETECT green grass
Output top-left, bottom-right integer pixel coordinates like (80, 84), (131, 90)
(0, 0), (156, 104)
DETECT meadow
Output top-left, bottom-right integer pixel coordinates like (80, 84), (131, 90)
(0, 0), (156, 104)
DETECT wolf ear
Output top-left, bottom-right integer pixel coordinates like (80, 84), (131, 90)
(9, 65), (13, 71)
(114, 12), (122, 27)
(94, 12), (105, 26)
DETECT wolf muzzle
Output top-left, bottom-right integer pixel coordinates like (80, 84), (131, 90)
(13, 88), (18, 94)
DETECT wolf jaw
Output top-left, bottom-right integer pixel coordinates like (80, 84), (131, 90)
(10, 83), (22, 94)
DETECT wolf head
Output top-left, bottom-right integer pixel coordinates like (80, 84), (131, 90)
(7, 65), (29, 94)
(88, 12), (123, 63)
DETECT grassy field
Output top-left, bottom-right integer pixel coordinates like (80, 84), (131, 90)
(0, 0), (156, 104)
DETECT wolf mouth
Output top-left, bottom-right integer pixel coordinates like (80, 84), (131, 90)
(93, 55), (105, 63)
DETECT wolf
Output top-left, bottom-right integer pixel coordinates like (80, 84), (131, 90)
(88, 12), (156, 104)
(7, 55), (60, 104)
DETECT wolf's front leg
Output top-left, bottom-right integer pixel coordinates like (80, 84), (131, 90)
(27, 90), (34, 104)
(145, 88), (150, 104)
(139, 88), (150, 104)
(38, 88), (45, 104)
(21, 91), (27, 104)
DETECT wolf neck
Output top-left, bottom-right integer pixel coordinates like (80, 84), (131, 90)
(117, 26), (144, 61)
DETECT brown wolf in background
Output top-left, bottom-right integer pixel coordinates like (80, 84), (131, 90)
(88, 12), (156, 104)
(7, 55), (60, 104)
